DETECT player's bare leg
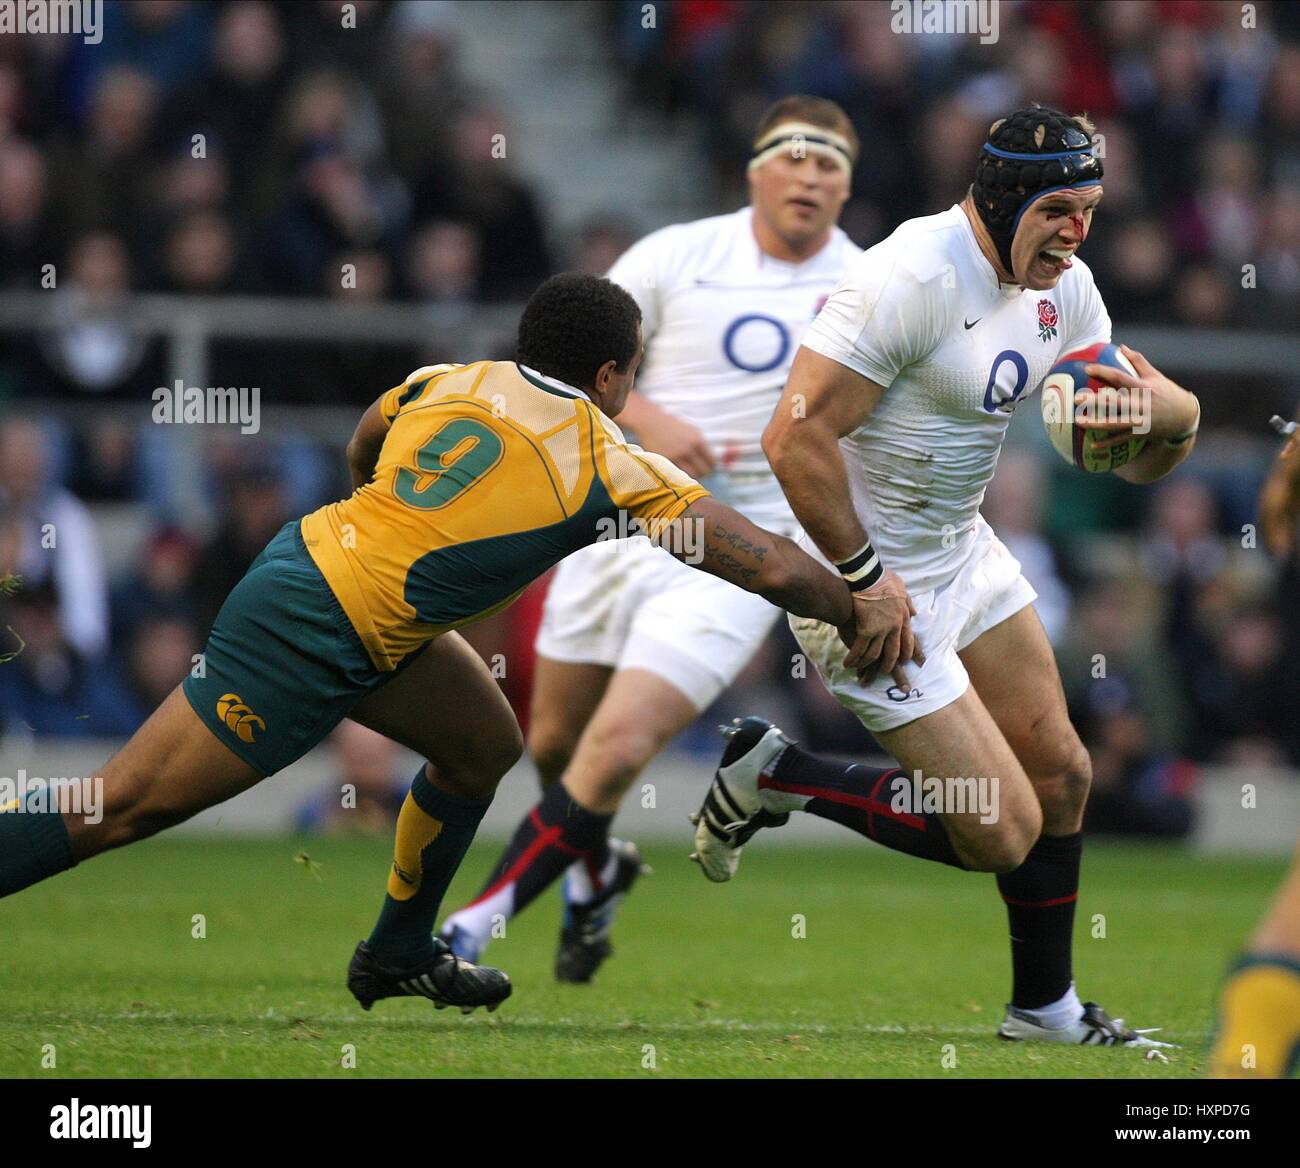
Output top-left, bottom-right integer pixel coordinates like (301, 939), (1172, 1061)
(1249, 856), (1300, 958)
(1209, 841), (1300, 1076)
(440, 665), (695, 977)
(696, 609), (1168, 1048)
(349, 631), (524, 801)
(871, 690), (1043, 869)
(525, 656), (615, 787)
(958, 607), (1090, 835)
(44, 686), (263, 869)
(438, 652), (615, 964)
(560, 668), (698, 814)
(553, 668), (696, 979)
(955, 607), (1160, 1044)
(57, 626), (524, 861)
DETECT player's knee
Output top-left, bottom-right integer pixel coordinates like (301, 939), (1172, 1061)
(577, 721), (660, 801)
(1062, 742), (1093, 809)
(527, 722), (577, 787)
(447, 723), (524, 798)
(968, 803), (1042, 873)
(494, 722), (526, 779)
(1035, 741), (1092, 825)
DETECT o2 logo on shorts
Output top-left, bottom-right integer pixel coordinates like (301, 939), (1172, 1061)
(886, 685), (923, 702)
(723, 314), (790, 373)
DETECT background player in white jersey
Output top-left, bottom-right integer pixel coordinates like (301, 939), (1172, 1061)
(694, 106), (1202, 1049)
(440, 97), (863, 979)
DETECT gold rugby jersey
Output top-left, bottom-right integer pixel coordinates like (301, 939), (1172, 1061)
(300, 361), (709, 670)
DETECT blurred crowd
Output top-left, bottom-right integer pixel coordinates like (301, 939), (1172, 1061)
(0, 0), (570, 407)
(612, 0), (1300, 332)
(0, 1), (1298, 837)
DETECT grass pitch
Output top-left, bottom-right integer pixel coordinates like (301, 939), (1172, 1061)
(0, 835), (1283, 1078)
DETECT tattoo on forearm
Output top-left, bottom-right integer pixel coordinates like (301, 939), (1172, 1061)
(710, 521), (768, 563)
(710, 551), (757, 586)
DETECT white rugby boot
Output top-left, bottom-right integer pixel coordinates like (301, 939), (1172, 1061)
(998, 1000), (1175, 1053)
(689, 717), (798, 883)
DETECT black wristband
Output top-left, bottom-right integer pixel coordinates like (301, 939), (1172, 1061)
(836, 541), (883, 592)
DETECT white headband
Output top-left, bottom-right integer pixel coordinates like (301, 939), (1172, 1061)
(748, 120), (855, 176)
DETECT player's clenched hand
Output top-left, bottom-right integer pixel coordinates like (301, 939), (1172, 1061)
(842, 568), (925, 688)
(633, 409), (717, 479)
(1258, 424), (1300, 556)
(1080, 345), (1198, 450)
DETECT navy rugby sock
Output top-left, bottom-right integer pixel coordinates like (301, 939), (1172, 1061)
(366, 766), (492, 967)
(997, 831), (1082, 1010)
(0, 789), (77, 896)
(764, 745), (968, 869)
(440, 780), (612, 951)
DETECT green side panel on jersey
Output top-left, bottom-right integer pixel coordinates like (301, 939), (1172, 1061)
(397, 376), (433, 408)
(403, 472), (621, 624)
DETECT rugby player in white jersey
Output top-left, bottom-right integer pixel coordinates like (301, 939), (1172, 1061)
(694, 106), (1201, 1049)
(440, 97), (863, 980)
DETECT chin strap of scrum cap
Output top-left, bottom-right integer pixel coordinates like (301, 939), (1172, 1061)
(971, 107), (1103, 274)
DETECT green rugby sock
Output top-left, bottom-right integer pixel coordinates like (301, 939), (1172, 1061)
(366, 767), (492, 967)
(0, 796), (77, 895)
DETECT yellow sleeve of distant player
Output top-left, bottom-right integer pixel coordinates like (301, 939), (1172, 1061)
(591, 411), (709, 525)
(378, 364), (463, 424)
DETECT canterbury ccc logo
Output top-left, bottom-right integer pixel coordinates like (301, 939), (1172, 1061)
(216, 693), (267, 743)
(391, 862), (416, 886)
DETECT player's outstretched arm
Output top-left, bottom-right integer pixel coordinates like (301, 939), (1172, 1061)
(667, 497), (852, 633)
(1082, 345), (1200, 485)
(763, 346), (924, 685)
(764, 346), (883, 561)
(346, 394), (392, 489)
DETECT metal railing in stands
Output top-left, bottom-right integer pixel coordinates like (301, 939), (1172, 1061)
(0, 293), (521, 522)
(0, 292), (1296, 382)
(2, 286), (1300, 504)
(0, 292), (521, 388)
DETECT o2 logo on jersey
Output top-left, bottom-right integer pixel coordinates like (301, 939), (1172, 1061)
(722, 314), (790, 373)
(982, 350), (1030, 415)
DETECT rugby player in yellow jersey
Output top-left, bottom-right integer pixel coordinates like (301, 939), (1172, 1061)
(0, 273), (860, 1014)
(1208, 419), (1300, 1078)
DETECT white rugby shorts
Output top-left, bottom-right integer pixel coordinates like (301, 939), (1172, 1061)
(789, 517), (1037, 733)
(536, 538), (781, 710)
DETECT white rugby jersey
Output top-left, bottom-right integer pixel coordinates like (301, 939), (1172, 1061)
(801, 203), (1110, 593)
(608, 206), (861, 530)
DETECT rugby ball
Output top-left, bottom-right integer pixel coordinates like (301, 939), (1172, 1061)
(1040, 342), (1148, 473)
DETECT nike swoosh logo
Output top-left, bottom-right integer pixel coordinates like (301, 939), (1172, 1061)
(964, 318), (981, 330)
(392, 863), (416, 885)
